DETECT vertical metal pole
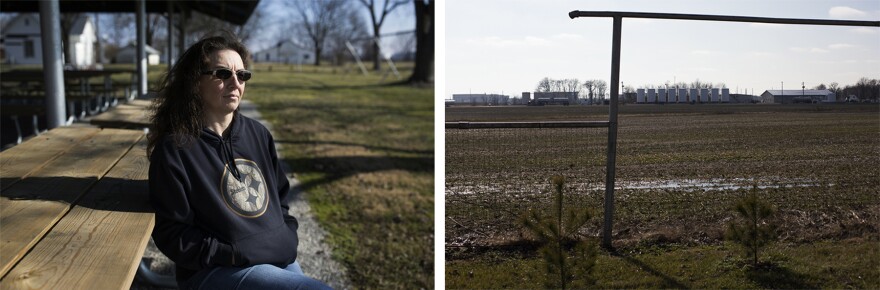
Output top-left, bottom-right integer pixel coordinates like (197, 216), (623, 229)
(136, 0), (147, 98)
(603, 16), (622, 249)
(166, 1), (174, 71)
(95, 13), (105, 64)
(178, 6), (187, 59)
(39, 0), (66, 129)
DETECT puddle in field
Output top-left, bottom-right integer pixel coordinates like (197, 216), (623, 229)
(447, 178), (829, 195)
(614, 178), (827, 192)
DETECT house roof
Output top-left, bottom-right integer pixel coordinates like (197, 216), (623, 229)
(0, 0), (259, 26)
(69, 15), (91, 36)
(0, 13), (40, 35)
(764, 89), (833, 96)
(120, 43), (160, 54)
(254, 40), (308, 54)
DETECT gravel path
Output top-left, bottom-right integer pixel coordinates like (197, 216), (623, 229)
(131, 100), (350, 289)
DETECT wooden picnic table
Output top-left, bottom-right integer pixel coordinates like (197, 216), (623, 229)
(0, 126), (155, 289)
(89, 99), (152, 129)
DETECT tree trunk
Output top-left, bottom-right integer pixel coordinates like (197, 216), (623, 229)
(408, 0), (433, 84)
(314, 47), (322, 66)
(372, 24), (381, 71)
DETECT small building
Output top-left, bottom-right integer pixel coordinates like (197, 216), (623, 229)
(533, 92), (577, 103)
(452, 93), (509, 106)
(253, 40), (311, 64)
(114, 43), (160, 65)
(1, 14), (96, 67)
(760, 89), (835, 104)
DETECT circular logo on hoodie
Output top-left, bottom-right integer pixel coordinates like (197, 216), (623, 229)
(221, 159), (269, 218)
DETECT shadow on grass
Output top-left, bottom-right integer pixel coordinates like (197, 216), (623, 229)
(285, 155), (433, 194)
(255, 77), (420, 92)
(278, 139), (432, 155)
(610, 249), (691, 289)
(746, 263), (818, 289)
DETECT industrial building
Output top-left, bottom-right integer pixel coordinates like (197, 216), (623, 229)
(760, 90), (835, 103)
(451, 93), (509, 106)
(533, 92), (577, 104)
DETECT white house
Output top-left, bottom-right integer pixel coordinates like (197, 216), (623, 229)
(1, 14), (96, 67)
(253, 40), (311, 64)
(1, 14), (43, 65)
(115, 43), (161, 65)
(66, 15), (96, 67)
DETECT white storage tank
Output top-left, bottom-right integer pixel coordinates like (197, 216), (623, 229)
(721, 88), (730, 103)
(689, 88), (698, 103)
(711, 88), (720, 103)
(647, 89), (656, 103)
(637, 89), (646, 103)
(658, 88), (667, 103)
(700, 88), (709, 103)
(678, 88), (688, 103)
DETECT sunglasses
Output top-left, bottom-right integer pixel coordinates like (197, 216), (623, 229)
(201, 68), (252, 81)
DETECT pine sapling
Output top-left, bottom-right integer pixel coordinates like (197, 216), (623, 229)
(520, 176), (597, 289)
(725, 187), (778, 267)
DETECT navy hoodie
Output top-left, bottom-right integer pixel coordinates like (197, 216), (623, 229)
(149, 112), (298, 282)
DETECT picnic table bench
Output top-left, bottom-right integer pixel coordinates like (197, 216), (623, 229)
(0, 126), (157, 289)
(89, 99), (152, 130)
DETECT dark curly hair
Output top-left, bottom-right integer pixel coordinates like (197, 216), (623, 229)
(147, 32), (251, 156)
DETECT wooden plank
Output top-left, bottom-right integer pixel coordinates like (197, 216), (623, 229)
(89, 101), (151, 129)
(0, 129), (143, 278)
(0, 127), (101, 191)
(1, 140), (154, 290)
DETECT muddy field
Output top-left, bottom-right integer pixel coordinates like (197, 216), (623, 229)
(446, 104), (879, 249)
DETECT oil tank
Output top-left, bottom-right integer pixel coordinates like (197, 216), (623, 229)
(678, 88), (688, 103)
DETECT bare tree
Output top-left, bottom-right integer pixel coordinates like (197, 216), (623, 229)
(357, 0), (409, 71)
(595, 80), (608, 100)
(561, 78), (580, 93)
(583, 79), (607, 104)
(327, 6), (369, 65)
(408, 0), (433, 84)
(290, 0), (352, 66)
(145, 14), (164, 47)
(828, 82), (840, 100)
(583, 80), (596, 103)
(535, 77), (552, 92)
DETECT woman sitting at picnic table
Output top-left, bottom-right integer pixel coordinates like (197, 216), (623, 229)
(146, 33), (331, 290)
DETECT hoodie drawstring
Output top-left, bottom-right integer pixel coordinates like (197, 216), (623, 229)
(223, 137), (242, 181)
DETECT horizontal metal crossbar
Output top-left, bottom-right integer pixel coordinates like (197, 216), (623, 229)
(568, 11), (880, 27)
(446, 121), (610, 129)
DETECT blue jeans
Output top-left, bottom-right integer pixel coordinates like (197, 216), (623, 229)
(180, 261), (332, 290)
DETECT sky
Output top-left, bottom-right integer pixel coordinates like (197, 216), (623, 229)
(255, 0), (416, 55)
(444, 0), (880, 99)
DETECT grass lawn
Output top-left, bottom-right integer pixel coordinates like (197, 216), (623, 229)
(447, 238), (879, 289)
(246, 63), (434, 288)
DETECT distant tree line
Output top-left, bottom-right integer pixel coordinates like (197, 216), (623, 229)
(534, 77), (608, 104)
(813, 77), (879, 102)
